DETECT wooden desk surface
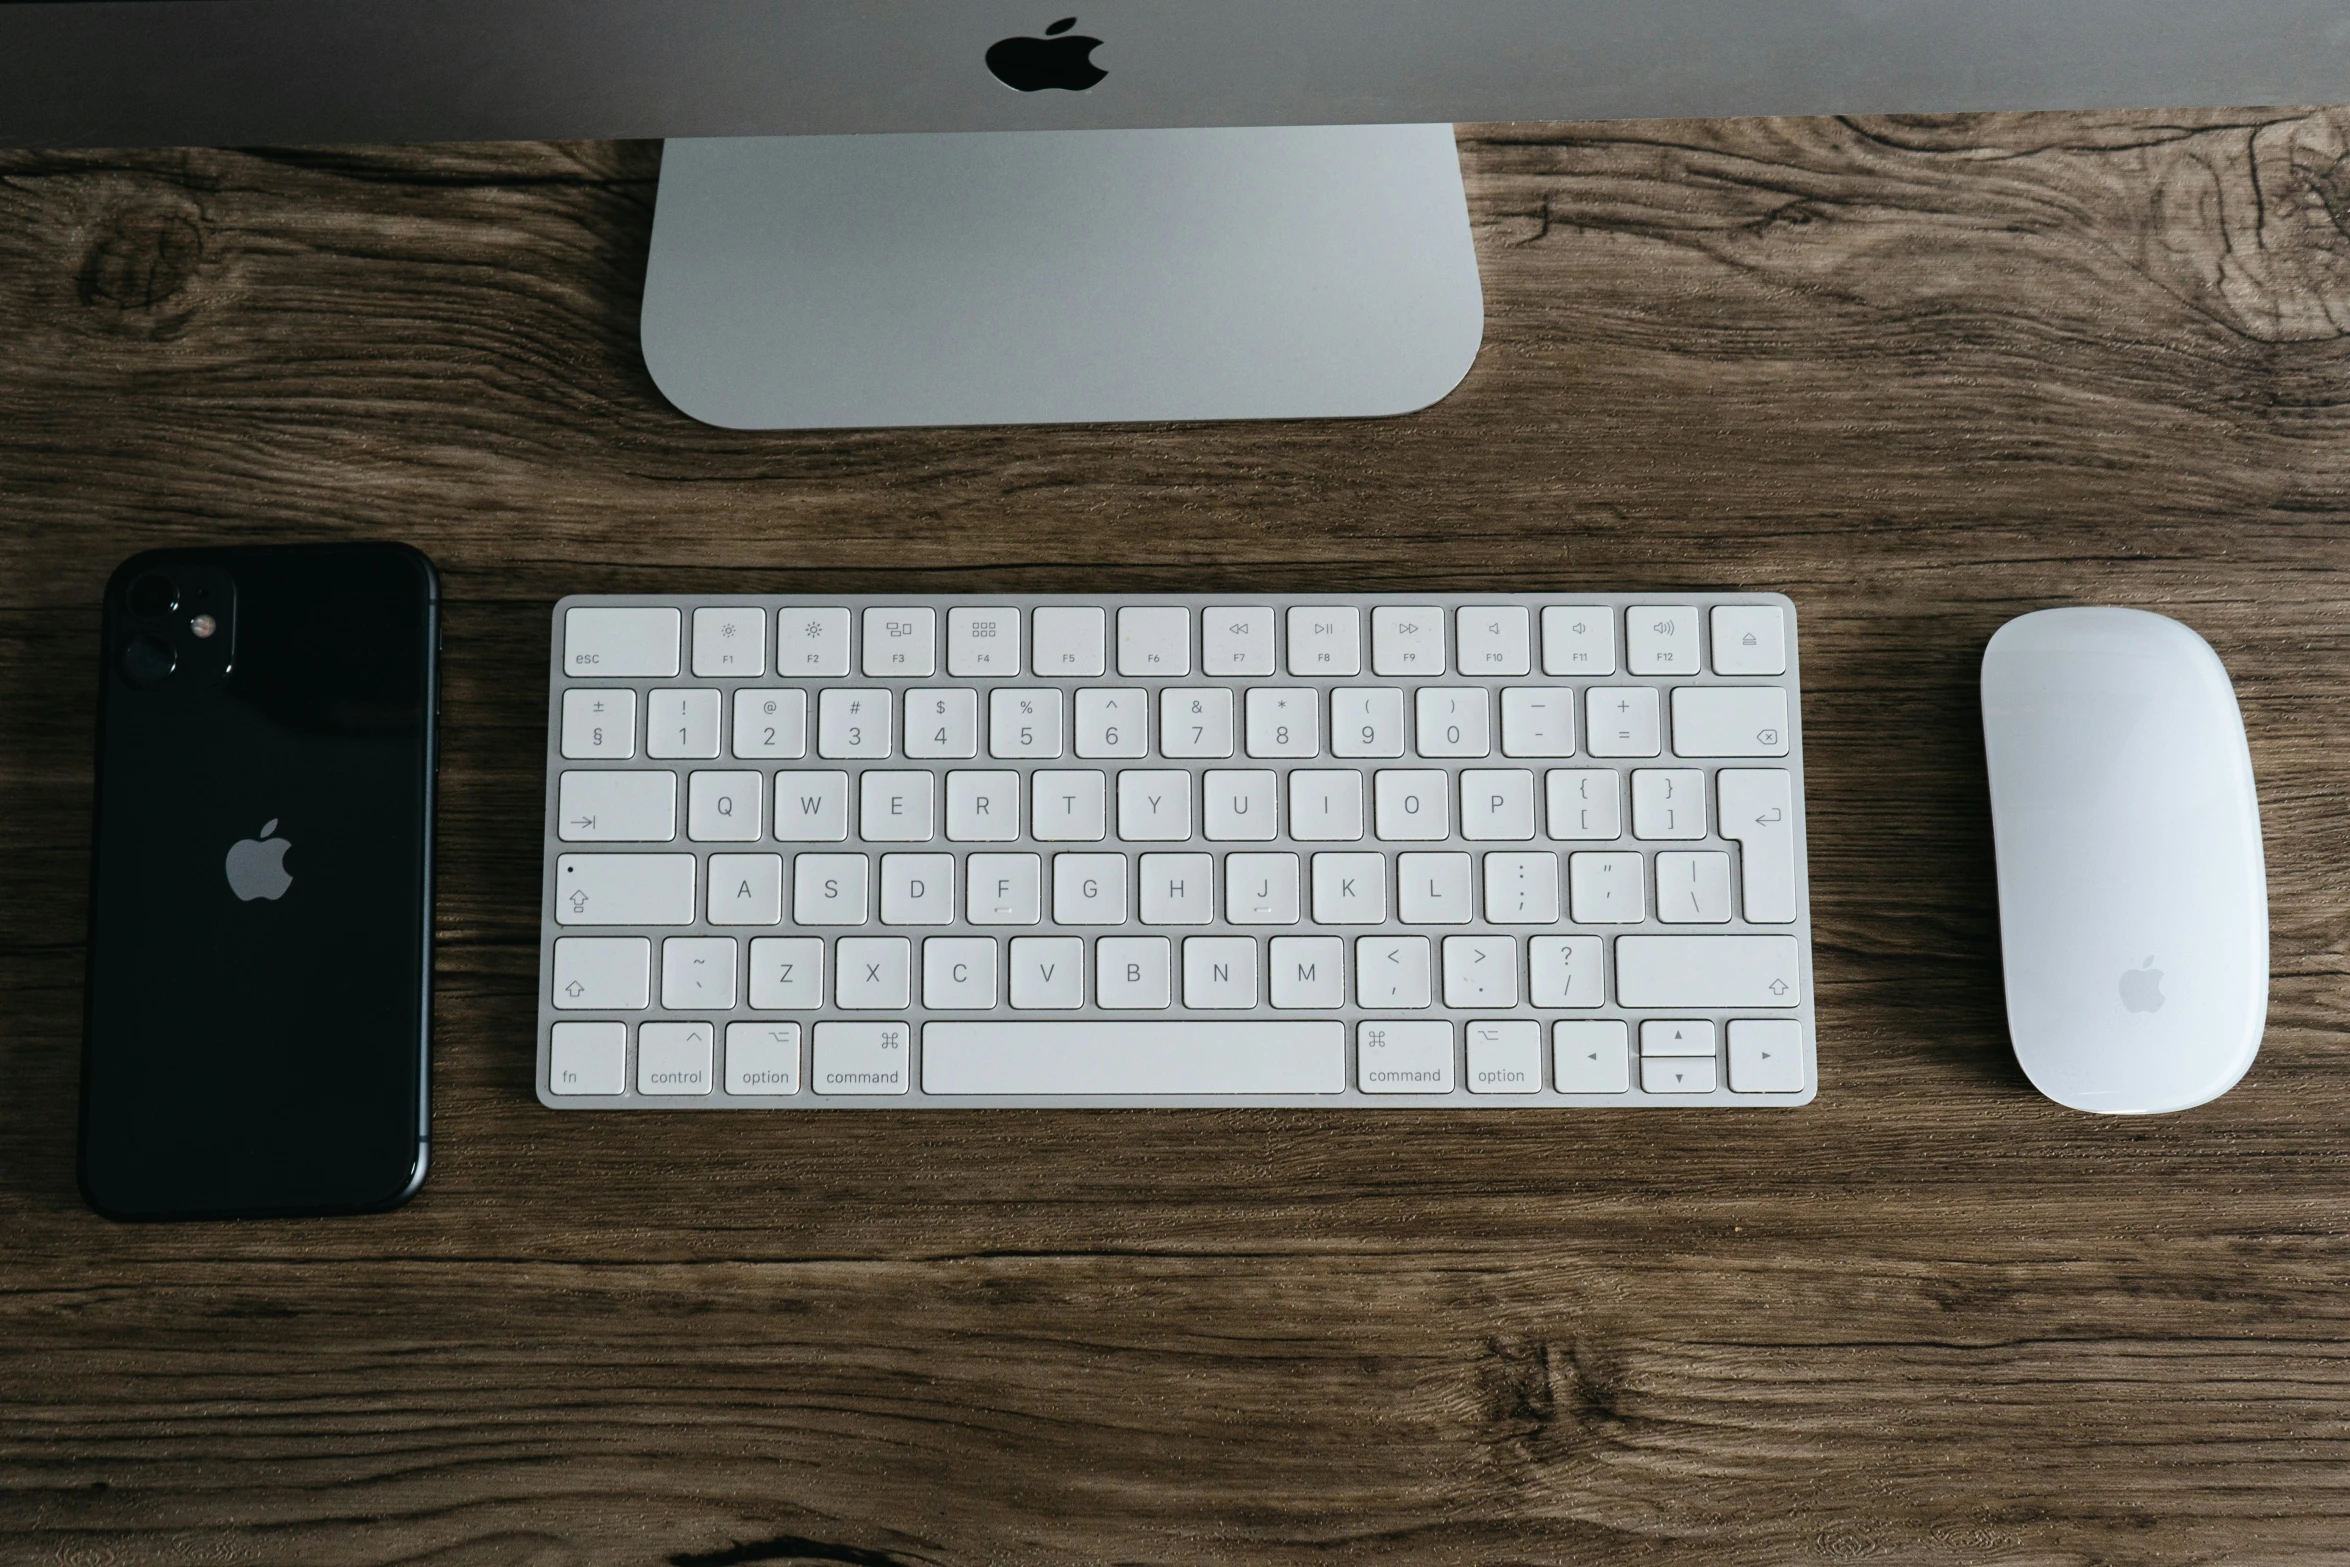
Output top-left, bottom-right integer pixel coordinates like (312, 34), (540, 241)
(4, 111), (2349, 1564)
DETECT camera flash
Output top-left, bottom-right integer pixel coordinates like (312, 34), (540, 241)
(189, 614), (217, 639)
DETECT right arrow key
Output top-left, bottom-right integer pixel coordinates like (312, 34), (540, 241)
(1729, 1019), (1807, 1094)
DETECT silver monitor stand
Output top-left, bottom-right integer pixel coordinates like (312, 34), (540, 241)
(638, 124), (1485, 431)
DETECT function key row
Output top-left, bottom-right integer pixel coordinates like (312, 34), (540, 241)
(562, 602), (1790, 683)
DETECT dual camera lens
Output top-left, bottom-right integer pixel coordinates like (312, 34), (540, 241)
(120, 571), (214, 687)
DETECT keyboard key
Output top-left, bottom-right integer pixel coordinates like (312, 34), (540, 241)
(1711, 604), (1788, 676)
(693, 606), (767, 677)
(647, 689), (722, 759)
(1314, 853), (1387, 924)
(1567, 851), (1644, 923)
(990, 688), (1064, 759)
(862, 607), (936, 676)
(1355, 934), (1430, 1006)
(1331, 688), (1407, 758)
(1008, 936), (1085, 1008)
(1097, 937), (1173, 1008)
(859, 771), (936, 842)
(780, 608), (851, 676)
(1118, 607), (1191, 676)
(1269, 936), (1343, 1007)
(1202, 608), (1276, 675)
(1031, 771), (1107, 840)
(732, 689), (808, 759)
(921, 1021), (1345, 1095)
(662, 936), (739, 1010)
(1245, 688), (1319, 758)
(1374, 769), (1449, 841)
(1545, 769), (1623, 840)
(773, 771), (850, 842)
(904, 689), (979, 759)
(967, 853), (1043, 924)
(1053, 853), (1129, 925)
(1371, 606), (1446, 675)
(1414, 688), (1491, 757)
(1641, 1055), (1718, 1094)
(792, 853), (870, 925)
(689, 770), (763, 841)
(947, 607), (1021, 677)
(812, 1021), (911, 1094)
(559, 770), (675, 842)
(529, 1018), (627, 1096)
(1529, 935), (1604, 1007)
(1640, 1019), (1716, 1057)
(1627, 605), (1701, 675)
(1615, 935), (1802, 1007)
(946, 770), (1020, 842)
(923, 937), (999, 1009)
(1718, 769), (1798, 922)
(1459, 770), (1537, 840)
(1077, 689), (1150, 758)
(1030, 606), (1107, 675)
(1226, 853), (1301, 924)
(557, 853), (695, 925)
(1553, 1020), (1631, 1093)
(1499, 687), (1574, 757)
(1585, 687), (1662, 757)
(707, 853), (783, 925)
(1656, 851), (1733, 923)
(1288, 770), (1364, 841)
(562, 689), (636, 759)
(565, 606), (678, 678)
(1672, 686), (1791, 757)
(1203, 769), (1279, 840)
(747, 937), (823, 1008)
(638, 1021), (714, 1095)
(1483, 851), (1561, 924)
(1630, 768), (1706, 840)
(552, 936), (650, 1010)
(1541, 605), (1616, 675)
(1396, 851), (1473, 924)
(879, 853), (955, 925)
(817, 689), (892, 758)
(1119, 770), (1194, 841)
(1287, 605), (1361, 675)
(1139, 853), (1216, 925)
(726, 1022), (801, 1095)
(1442, 935), (1517, 1007)
(1457, 606), (1532, 676)
(1358, 1020), (1453, 1092)
(1729, 1019), (1806, 1093)
(835, 937), (912, 1009)
(1465, 1020), (1542, 1093)
(1160, 688), (1235, 758)
(1183, 936), (1258, 1007)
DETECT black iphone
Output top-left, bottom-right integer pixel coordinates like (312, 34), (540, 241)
(80, 542), (439, 1220)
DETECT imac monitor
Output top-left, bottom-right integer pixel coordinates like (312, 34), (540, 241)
(4, 1), (2347, 428)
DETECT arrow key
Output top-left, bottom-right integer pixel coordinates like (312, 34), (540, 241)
(1728, 1019), (1806, 1094)
(1552, 1020), (1630, 1094)
(1640, 1055), (1719, 1094)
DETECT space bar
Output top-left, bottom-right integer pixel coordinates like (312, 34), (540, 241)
(922, 1022), (1347, 1095)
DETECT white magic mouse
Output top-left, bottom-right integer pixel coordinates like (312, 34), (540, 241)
(1980, 607), (2268, 1114)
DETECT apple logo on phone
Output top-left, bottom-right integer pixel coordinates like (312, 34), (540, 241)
(986, 17), (1108, 92)
(225, 819), (293, 901)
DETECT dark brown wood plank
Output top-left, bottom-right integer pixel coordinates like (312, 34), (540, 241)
(5, 109), (2350, 1564)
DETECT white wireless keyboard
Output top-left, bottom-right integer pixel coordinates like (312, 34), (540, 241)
(536, 593), (1816, 1108)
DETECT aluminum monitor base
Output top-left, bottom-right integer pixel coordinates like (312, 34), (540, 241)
(639, 125), (1485, 430)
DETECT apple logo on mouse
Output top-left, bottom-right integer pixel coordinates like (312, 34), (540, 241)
(2119, 956), (2165, 1015)
(225, 818), (293, 902)
(986, 17), (1108, 92)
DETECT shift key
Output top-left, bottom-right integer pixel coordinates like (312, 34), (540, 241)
(556, 854), (697, 925)
(1615, 935), (1801, 1007)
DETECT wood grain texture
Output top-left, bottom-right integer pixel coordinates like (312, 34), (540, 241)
(6, 109), (2350, 1564)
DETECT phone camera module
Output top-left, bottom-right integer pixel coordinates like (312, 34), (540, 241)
(120, 634), (177, 687)
(126, 573), (180, 620)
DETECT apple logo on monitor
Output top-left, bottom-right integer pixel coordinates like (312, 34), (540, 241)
(987, 17), (1108, 92)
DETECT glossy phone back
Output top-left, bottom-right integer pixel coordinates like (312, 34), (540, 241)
(81, 543), (438, 1219)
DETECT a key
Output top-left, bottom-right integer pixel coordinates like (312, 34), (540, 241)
(549, 1022), (627, 1095)
(1553, 1020), (1632, 1094)
(1631, 768), (1707, 840)
(921, 1021), (1345, 1095)
(692, 606), (767, 677)
(1118, 770), (1194, 841)
(817, 689), (893, 759)
(551, 936), (650, 1010)
(1482, 851), (1561, 923)
(923, 937), (999, 1009)
(780, 609), (851, 676)
(1459, 770), (1537, 840)
(990, 688), (1065, 759)
(556, 853), (696, 925)
(1728, 1019), (1806, 1093)
(811, 1022), (911, 1095)
(1585, 687), (1662, 757)
(1718, 769), (1797, 922)
(1183, 936), (1258, 1007)
(732, 689), (808, 759)
(946, 770), (1020, 842)
(1465, 1020), (1543, 1093)
(859, 771), (936, 842)
(947, 607), (1022, 677)
(707, 853), (784, 925)
(792, 852), (870, 925)
(1030, 606), (1107, 675)
(1656, 851), (1733, 922)
(1414, 687), (1491, 758)
(1641, 1019), (1716, 1057)
(1371, 606), (1446, 675)
(1642, 1056), (1719, 1094)
(726, 1022), (801, 1096)
(1031, 771), (1107, 840)
(1008, 937), (1085, 1008)
(1456, 606), (1532, 676)
(903, 688), (980, 759)
(967, 853), (1043, 924)
(834, 937), (912, 1009)
(1545, 769), (1623, 841)
(1203, 770), (1279, 840)
(1076, 688), (1151, 758)
(1357, 1021), (1454, 1092)
(1671, 686), (1790, 757)
(1097, 937), (1173, 1008)
(1268, 936), (1344, 1007)
(1373, 769), (1450, 841)
(1159, 688), (1235, 758)
(647, 689), (722, 759)
(638, 1022), (714, 1096)
(1354, 935), (1431, 1007)
(746, 936), (824, 1009)
(1529, 935), (1604, 1007)
(1396, 851), (1474, 924)
(1627, 605), (1701, 675)
(1313, 853), (1387, 924)
(1138, 852), (1216, 924)
(1287, 770), (1364, 841)
(772, 771), (850, 842)
(1567, 851), (1644, 923)
(1053, 852), (1129, 924)
(1225, 853), (1300, 924)
(1287, 605), (1362, 675)
(861, 607), (936, 677)
(1541, 606), (1617, 675)
(1118, 606), (1190, 676)
(879, 853), (955, 925)
(1202, 608), (1276, 675)
(565, 606), (679, 678)
(688, 770), (763, 842)
(1442, 935), (1518, 1007)
(1711, 604), (1787, 676)
(1614, 935), (1802, 1007)
(661, 936), (739, 1009)
(1331, 688), (1407, 758)
(563, 688), (637, 759)
(1245, 688), (1319, 758)
(558, 770), (676, 842)
(1499, 687), (1575, 757)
